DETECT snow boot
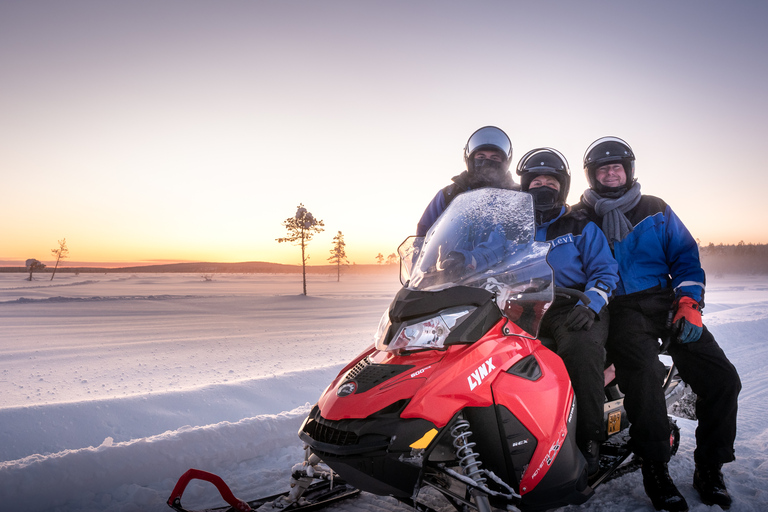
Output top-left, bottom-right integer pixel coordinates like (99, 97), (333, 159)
(693, 462), (731, 509)
(641, 460), (689, 512)
(582, 440), (600, 478)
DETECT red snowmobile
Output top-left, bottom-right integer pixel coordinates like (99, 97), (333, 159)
(169, 189), (686, 512)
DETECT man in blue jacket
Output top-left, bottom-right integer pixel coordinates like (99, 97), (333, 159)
(416, 126), (517, 236)
(575, 136), (741, 512)
(517, 147), (619, 477)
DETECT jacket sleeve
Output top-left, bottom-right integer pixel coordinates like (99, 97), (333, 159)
(448, 224), (508, 273)
(664, 205), (706, 303)
(576, 222), (620, 315)
(416, 190), (447, 237)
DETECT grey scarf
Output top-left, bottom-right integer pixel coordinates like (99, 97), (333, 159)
(581, 182), (642, 245)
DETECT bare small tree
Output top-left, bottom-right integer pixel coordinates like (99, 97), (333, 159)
(50, 238), (69, 281)
(376, 253), (384, 265)
(277, 204), (324, 295)
(328, 231), (349, 282)
(26, 259), (46, 281)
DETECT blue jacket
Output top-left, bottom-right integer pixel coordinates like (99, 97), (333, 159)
(575, 195), (705, 302)
(536, 207), (620, 314)
(417, 189), (449, 237)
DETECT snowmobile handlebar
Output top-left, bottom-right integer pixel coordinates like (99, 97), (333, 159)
(554, 286), (591, 306)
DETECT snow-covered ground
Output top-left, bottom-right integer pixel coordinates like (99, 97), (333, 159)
(1, 272), (767, 512)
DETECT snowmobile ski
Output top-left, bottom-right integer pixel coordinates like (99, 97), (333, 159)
(167, 468), (359, 512)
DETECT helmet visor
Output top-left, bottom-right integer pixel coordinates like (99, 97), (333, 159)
(517, 147), (569, 175)
(583, 136), (634, 169)
(465, 126), (512, 161)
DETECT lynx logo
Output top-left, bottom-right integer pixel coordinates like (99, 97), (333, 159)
(467, 358), (496, 391)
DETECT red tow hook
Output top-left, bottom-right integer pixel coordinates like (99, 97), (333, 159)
(167, 468), (251, 512)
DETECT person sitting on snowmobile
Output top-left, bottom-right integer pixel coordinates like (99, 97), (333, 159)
(574, 136), (741, 512)
(517, 147), (619, 478)
(416, 125), (518, 236)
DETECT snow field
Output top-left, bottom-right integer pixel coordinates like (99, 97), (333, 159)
(1, 272), (767, 511)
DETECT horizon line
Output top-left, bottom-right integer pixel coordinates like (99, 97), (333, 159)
(0, 259), (389, 269)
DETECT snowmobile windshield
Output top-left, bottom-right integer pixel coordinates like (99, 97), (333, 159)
(398, 189), (554, 338)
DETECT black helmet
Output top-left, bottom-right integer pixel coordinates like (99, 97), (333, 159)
(583, 136), (635, 191)
(516, 147), (570, 205)
(464, 126), (513, 173)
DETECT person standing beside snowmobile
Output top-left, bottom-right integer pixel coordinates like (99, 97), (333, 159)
(574, 136), (741, 512)
(416, 125), (518, 236)
(517, 147), (619, 478)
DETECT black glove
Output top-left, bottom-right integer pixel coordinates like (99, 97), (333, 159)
(439, 252), (466, 278)
(564, 304), (596, 331)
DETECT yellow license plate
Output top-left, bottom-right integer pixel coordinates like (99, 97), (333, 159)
(607, 410), (622, 434)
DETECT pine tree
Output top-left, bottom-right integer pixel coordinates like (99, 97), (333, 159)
(276, 204), (324, 295)
(50, 238), (69, 281)
(26, 259), (46, 281)
(328, 231), (349, 282)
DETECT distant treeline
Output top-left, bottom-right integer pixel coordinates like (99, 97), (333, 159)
(2, 244), (765, 276)
(700, 242), (768, 276)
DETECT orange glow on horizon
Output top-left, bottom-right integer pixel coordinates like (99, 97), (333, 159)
(0, 241), (404, 268)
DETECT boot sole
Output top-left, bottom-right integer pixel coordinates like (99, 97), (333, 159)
(693, 481), (731, 510)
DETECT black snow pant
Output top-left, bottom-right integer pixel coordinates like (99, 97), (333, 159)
(607, 287), (741, 464)
(540, 298), (608, 448)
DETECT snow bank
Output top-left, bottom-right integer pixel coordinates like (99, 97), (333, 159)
(0, 406), (310, 512)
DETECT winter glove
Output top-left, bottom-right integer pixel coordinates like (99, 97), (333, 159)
(564, 304), (596, 331)
(439, 252), (466, 278)
(672, 296), (703, 343)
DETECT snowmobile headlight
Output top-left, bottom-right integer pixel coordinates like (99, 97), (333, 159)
(381, 306), (476, 353)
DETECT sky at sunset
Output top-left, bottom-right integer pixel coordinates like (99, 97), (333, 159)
(2, 0), (767, 267)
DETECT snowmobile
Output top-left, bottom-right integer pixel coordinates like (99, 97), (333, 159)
(168, 189), (687, 512)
